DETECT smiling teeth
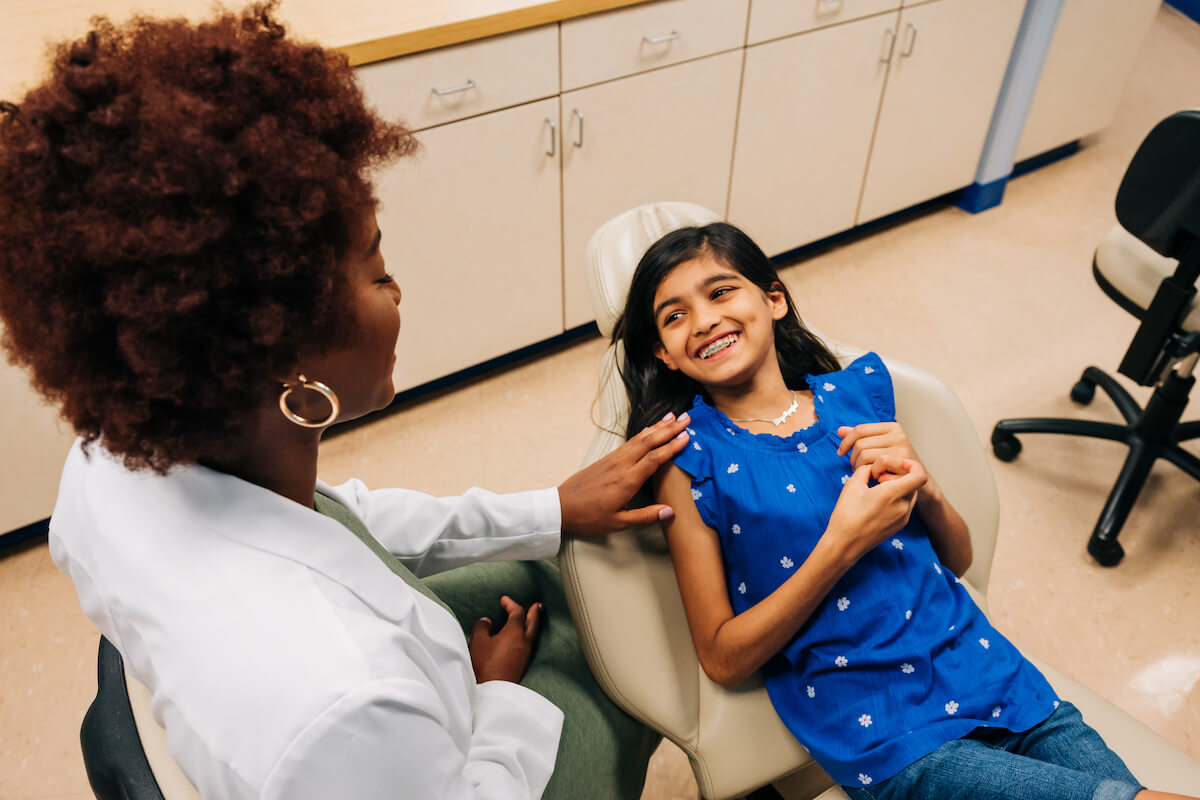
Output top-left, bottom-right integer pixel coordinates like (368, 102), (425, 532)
(701, 334), (738, 359)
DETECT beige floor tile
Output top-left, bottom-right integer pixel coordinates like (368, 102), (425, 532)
(2, 6), (1199, 800)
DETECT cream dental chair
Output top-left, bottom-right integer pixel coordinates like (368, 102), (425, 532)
(558, 202), (1200, 800)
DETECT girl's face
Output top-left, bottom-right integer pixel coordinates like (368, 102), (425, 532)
(650, 251), (788, 390)
(294, 208), (403, 424)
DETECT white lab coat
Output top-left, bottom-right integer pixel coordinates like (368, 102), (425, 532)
(49, 440), (566, 799)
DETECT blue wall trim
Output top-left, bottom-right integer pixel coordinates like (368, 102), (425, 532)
(1167, 0), (1200, 24)
(959, 177), (1009, 214)
(1013, 140), (1080, 177)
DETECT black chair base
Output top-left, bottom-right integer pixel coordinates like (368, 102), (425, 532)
(991, 365), (1200, 566)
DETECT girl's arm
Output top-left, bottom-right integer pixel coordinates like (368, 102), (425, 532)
(655, 459), (926, 689)
(837, 423), (973, 577)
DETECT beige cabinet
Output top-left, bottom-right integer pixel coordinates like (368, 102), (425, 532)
(373, 97), (564, 392)
(729, 12), (898, 257)
(856, 0), (1024, 224)
(560, 49), (743, 329)
(0, 352), (76, 533)
(1015, 0), (1160, 163)
(746, 0), (900, 44)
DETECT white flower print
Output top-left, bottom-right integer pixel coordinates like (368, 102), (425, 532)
(905, 609), (913, 620)
(737, 582), (747, 595)
(891, 538), (904, 550)
(780, 556), (795, 569)
(836, 597), (850, 611)
(818, 395), (825, 403)
(1053, 700), (1060, 709)
(948, 625), (956, 632)
(688, 428), (696, 436)
(858, 774), (873, 786)
(901, 663), (915, 674)
(731, 523), (741, 535)
(954, 575), (963, 584)
(806, 685), (816, 698)
(823, 382), (836, 391)
(992, 707), (1002, 719)
(726, 427), (736, 435)
(864, 366), (875, 375)
(979, 638), (990, 649)
(691, 488), (702, 500)
(945, 700), (960, 715)
(692, 440), (702, 451)
(840, 474), (849, 485)
(797, 442), (808, 453)
(786, 483), (796, 493)
(933, 563), (943, 575)
(835, 656), (848, 668)
(858, 714), (873, 728)
(727, 463), (739, 474)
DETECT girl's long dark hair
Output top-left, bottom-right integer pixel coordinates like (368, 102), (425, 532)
(614, 222), (839, 440)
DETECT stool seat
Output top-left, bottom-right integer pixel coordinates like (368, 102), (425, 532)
(1095, 224), (1200, 332)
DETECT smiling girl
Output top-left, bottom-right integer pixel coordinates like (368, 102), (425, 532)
(613, 222), (1195, 800)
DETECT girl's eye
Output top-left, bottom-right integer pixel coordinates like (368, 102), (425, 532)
(375, 274), (395, 285)
(663, 311), (683, 325)
(711, 286), (734, 300)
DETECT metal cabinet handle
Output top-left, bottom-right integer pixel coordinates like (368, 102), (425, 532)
(572, 109), (584, 148)
(544, 118), (556, 157)
(642, 30), (681, 45)
(879, 28), (896, 64)
(432, 79), (476, 96)
(901, 24), (918, 57)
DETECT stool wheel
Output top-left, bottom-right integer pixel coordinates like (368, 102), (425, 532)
(1087, 535), (1125, 567)
(1070, 379), (1096, 405)
(991, 429), (1022, 462)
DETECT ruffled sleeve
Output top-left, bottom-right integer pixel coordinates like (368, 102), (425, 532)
(853, 351), (896, 422)
(667, 399), (721, 531)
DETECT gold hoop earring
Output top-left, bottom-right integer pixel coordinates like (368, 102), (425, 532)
(278, 374), (340, 428)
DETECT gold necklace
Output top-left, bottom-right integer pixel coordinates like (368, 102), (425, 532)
(728, 391), (799, 427)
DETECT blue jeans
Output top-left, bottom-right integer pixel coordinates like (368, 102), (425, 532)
(843, 702), (1143, 800)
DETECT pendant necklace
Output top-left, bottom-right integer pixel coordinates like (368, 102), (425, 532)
(728, 391), (799, 427)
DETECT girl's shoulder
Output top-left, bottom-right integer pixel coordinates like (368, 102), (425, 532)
(806, 351), (895, 420)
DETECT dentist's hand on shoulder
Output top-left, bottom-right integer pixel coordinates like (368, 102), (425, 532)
(557, 412), (691, 536)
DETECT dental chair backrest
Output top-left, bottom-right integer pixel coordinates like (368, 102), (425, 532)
(558, 202), (1001, 799)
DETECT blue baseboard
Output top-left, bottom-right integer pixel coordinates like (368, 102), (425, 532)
(1167, 0), (1200, 24)
(958, 177), (1009, 214)
(1013, 140), (1080, 178)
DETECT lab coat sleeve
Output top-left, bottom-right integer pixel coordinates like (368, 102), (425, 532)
(261, 676), (564, 800)
(325, 479), (562, 577)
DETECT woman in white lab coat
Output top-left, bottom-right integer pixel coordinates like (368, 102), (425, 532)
(0, 5), (689, 798)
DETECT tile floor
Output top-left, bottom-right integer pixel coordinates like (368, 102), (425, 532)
(2, 6), (1199, 799)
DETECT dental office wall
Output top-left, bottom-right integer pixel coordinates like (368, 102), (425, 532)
(0, 0), (1162, 539)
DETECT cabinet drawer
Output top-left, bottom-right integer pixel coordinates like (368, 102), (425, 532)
(356, 25), (558, 131)
(747, 0), (901, 45)
(561, 0), (749, 91)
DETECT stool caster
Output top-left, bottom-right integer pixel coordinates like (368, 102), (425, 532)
(990, 429), (1022, 462)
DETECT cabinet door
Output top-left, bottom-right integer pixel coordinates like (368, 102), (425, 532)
(561, 50), (742, 330)
(375, 98), (563, 393)
(1015, 0), (1160, 163)
(856, 0), (1024, 224)
(0, 351), (76, 533)
(729, 13), (898, 257)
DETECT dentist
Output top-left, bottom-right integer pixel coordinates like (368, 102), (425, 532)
(0, 5), (687, 799)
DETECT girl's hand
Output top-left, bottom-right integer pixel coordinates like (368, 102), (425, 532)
(468, 596), (542, 684)
(558, 412), (691, 536)
(826, 457), (927, 562)
(837, 423), (938, 502)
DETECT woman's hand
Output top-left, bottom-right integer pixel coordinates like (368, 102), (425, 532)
(837, 422), (939, 502)
(469, 596), (542, 684)
(825, 457), (927, 564)
(557, 412), (691, 536)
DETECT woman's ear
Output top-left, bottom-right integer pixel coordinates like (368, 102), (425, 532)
(653, 342), (679, 371)
(767, 281), (789, 322)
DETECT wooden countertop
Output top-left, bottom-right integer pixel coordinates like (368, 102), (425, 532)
(1, 0), (652, 102)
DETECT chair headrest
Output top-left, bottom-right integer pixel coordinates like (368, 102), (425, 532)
(1115, 109), (1200, 258)
(585, 202), (722, 339)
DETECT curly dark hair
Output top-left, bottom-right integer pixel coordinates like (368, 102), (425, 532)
(0, 2), (415, 472)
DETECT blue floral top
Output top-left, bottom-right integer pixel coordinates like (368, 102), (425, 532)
(671, 352), (1058, 789)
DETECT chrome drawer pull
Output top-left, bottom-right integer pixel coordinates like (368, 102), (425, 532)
(901, 24), (918, 57)
(642, 30), (681, 45)
(879, 28), (896, 64)
(572, 109), (584, 148)
(545, 118), (556, 157)
(432, 79), (476, 97)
